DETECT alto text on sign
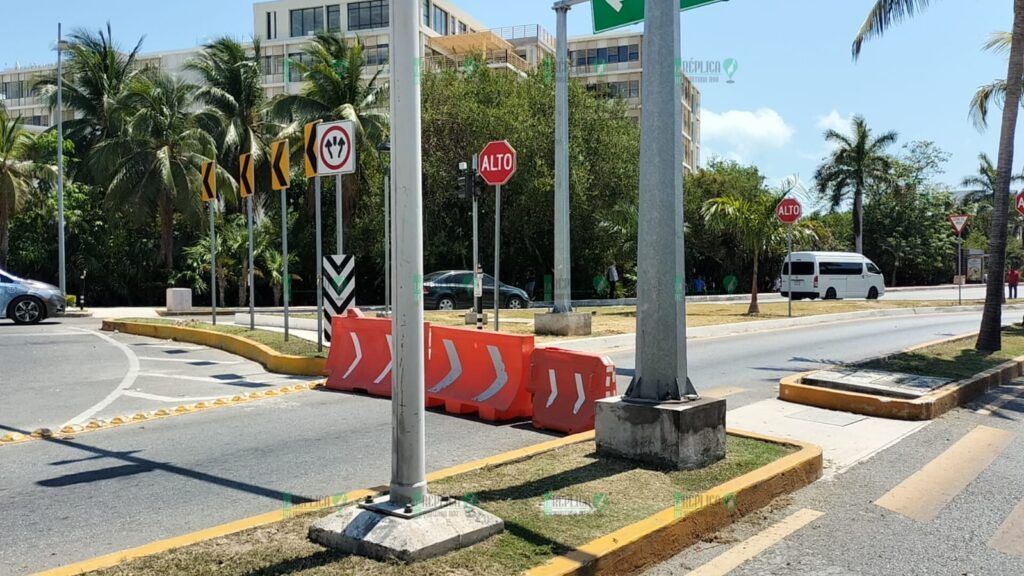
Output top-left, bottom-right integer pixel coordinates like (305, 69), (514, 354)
(478, 140), (517, 186)
(776, 197), (802, 224)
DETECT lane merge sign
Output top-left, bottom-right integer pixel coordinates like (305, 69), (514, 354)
(239, 153), (254, 198)
(270, 139), (290, 190)
(592, 0), (727, 34)
(478, 140), (517, 186)
(948, 214), (970, 236)
(304, 121), (319, 177)
(200, 160), (217, 202)
(776, 197), (802, 225)
(316, 120), (357, 176)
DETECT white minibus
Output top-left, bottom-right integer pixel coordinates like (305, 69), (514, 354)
(780, 252), (886, 300)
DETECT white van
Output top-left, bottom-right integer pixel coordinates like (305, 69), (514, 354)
(780, 252), (886, 300)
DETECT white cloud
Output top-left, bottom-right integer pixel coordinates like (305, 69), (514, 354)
(815, 110), (853, 134)
(701, 108), (795, 157)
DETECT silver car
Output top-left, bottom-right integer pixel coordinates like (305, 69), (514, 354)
(0, 268), (65, 324)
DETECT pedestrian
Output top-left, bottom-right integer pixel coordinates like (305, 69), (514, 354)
(606, 263), (620, 299)
(1008, 267), (1020, 300)
(525, 270), (536, 300)
(694, 276), (706, 295)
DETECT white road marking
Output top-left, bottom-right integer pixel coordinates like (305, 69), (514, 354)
(685, 509), (825, 576)
(123, 390), (226, 402)
(429, 339), (462, 393)
(546, 368), (559, 408)
(342, 332), (362, 379)
(573, 373), (586, 415)
(474, 345), (508, 402)
(63, 328), (141, 426)
(129, 343), (205, 350)
(137, 356), (242, 365)
(135, 372), (291, 384)
(0, 331), (86, 337)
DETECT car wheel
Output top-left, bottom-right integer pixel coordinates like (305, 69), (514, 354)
(507, 296), (526, 310)
(867, 287), (879, 300)
(437, 296), (456, 311)
(824, 288), (837, 300)
(10, 296), (44, 325)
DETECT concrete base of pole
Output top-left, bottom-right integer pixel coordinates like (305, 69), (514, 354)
(534, 312), (592, 336)
(308, 500), (504, 562)
(464, 311), (489, 325)
(594, 396), (726, 470)
(165, 288), (193, 313)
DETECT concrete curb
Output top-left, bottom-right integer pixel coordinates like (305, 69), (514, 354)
(33, 429), (822, 576)
(101, 320), (326, 376)
(778, 331), (1024, 420)
(525, 429), (823, 576)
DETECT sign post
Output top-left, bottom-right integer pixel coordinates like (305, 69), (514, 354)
(200, 160), (218, 325)
(949, 215), (970, 306)
(316, 120), (358, 350)
(478, 140), (517, 331)
(240, 153), (256, 330)
(776, 197), (803, 318)
(271, 139), (291, 340)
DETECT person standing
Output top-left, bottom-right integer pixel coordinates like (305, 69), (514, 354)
(606, 263), (620, 299)
(1008, 267), (1020, 300)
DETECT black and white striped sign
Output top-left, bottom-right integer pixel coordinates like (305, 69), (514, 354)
(323, 254), (355, 342)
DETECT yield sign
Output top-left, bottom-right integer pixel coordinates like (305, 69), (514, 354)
(948, 214), (970, 236)
(592, 0), (727, 33)
(1017, 191), (1024, 217)
(317, 120), (357, 176)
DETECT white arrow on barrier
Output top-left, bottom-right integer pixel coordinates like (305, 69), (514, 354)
(546, 369), (559, 408)
(573, 373), (586, 415)
(373, 335), (393, 384)
(342, 332), (362, 379)
(607, 0), (624, 12)
(429, 339), (462, 393)
(474, 345), (508, 402)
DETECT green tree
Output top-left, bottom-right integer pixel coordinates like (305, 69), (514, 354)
(0, 106), (54, 267)
(92, 70), (226, 269)
(813, 115), (897, 254)
(852, 0), (1024, 351)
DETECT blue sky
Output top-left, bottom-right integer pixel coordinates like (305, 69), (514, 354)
(0, 0), (1015, 201)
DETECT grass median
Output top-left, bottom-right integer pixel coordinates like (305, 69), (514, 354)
(857, 325), (1024, 380)
(88, 435), (791, 576)
(120, 318), (326, 358)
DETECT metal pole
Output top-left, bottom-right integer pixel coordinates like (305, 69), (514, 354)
(57, 22), (66, 297)
(315, 175), (323, 352)
(389, 0), (427, 506)
(472, 154), (482, 329)
(282, 188), (290, 341)
(787, 225), (793, 318)
(336, 173), (344, 255)
(626, 0), (691, 402)
(248, 196), (255, 330)
(553, 5), (572, 314)
(210, 202), (217, 325)
(384, 173), (391, 316)
(494, 184), (501, 331)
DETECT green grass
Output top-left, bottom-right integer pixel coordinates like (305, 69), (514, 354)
(89, 436), (791, 576)
(858, 325), (1024, 380)
(120, 318), (326, 358)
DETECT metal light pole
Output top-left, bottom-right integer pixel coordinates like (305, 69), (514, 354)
(56, 23), (66, 297)
(378, 142), (391, 316)
(625, 0), (695, 402)
(552, 3), (574, 313)
(389, 0), (427, 506)
(472, 155), (483, 330)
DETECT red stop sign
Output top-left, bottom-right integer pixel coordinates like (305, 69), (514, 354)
(478, 140), (517, 186)
(776, 197), (803, 224)
(1016, 191), (1024, 217)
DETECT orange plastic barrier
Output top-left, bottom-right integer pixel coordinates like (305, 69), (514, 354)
(324, 310), (429, 398)
(528, 347), (617, 434)
(426, 326), (535, 421)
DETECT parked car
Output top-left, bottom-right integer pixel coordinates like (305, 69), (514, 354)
(0, 268), (66, 324)
(779, 252), (886, 300)
(423, 270), (530, 311)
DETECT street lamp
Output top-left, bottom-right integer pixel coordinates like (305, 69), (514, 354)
(56, 23), (69, 297)
(377, 141), (391, 317)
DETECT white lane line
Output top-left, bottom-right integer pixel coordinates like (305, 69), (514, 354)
(129, 343), (205, 350)
(135, 372), (291, 384)
(685, 509), (825, 576)
(123, 390), (226, 403)
(0, 331), (85, 337)
(63, 328), (141, 426)
(137, 356), (243, 365)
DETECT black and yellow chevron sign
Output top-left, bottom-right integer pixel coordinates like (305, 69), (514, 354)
(200, 160), (217, 202)
(239, 153), (254, 199)
(270, 140), (290, 190)
(304, 121), (319, 178)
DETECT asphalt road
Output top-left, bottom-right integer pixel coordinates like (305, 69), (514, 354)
(0, 312), (1007, 575)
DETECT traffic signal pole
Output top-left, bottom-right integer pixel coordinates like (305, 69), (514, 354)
(472, 155), (483, 330)
(553, 2), (574, 314)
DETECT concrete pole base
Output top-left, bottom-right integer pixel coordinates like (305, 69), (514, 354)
(534, 312), (592, 336)
(464, 311), (489, 325)
(309, 500), (504, 562)
(594, 396), (726, 470)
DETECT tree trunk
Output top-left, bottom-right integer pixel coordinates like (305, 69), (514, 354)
(854, 183), (864, 254)
(0, 202), (9, 269)
(978, 0), (1024, 352)
(748, 251), (760, 315)
(273, 284), (281, 307)
(239, 260), (248, 307)
(158, 196), (175, 269)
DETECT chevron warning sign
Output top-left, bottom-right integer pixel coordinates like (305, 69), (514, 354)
(322, 254), (356, 343)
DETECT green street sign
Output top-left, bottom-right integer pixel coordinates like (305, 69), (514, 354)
(592, 0), (726, 34)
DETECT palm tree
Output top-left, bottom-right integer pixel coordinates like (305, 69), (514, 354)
(186, 37), (272, 180)
(813, 115), (897, 254)
(0, 106), (54, 267)
(92, 70), (227, 268)
(969, 32), (1021, 131)
(853, 0), (1024, 351)
(261, 249), (301, 307)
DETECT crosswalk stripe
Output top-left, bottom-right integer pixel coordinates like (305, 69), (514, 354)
(685, 508), (824, 576)
(700, 386), (746, 398)
(875, 425), (1015, 522)
(990, 498), (1024, 558)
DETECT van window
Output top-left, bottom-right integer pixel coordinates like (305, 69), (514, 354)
(866, 262), (882, 275)
(819, 262), (864, 275)
(782, 262), (815, 275)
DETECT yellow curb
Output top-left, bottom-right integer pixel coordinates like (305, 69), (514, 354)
(193, 402), (210, 410)
(526, 429), (823, 576)
(31, 428), (54, 438)
(109, 416), (130, 425)
(778, 331), (1024, 420)
(230, 395), (246, 403)
(263, 389), (279, 397)
(1, 432), (27, 443)
(213, 398), (229, 406)
(60, 425), (84, 434)
(153, 409), (172, 417)
(101, 320), (326, 376)
(85, 420), (105, 430)
(132, 413), (150, 421)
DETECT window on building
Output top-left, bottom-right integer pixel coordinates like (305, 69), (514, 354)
(1, 80), (23, 100)
(349, 0), (389, 31)
(422, 0), (431, 26)
(458, 21), (467, 34)
(266, 12), (274, 40)
(327, 5), (341, 31)
(262, 55), (284, 76)
(290, 7), (323, 37)
(365, 44), (390, 66)
(287, 52), (310, 82)
(450, 15), (456, 34)
(628, 44), (639, 61)
(433, 6), (449, 35)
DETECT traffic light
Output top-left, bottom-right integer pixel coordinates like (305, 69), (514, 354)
(474, 174), (486, 197)
(457, 161), (477, 200)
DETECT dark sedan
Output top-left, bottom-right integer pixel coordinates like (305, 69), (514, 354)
(423, 270), (530, 311)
